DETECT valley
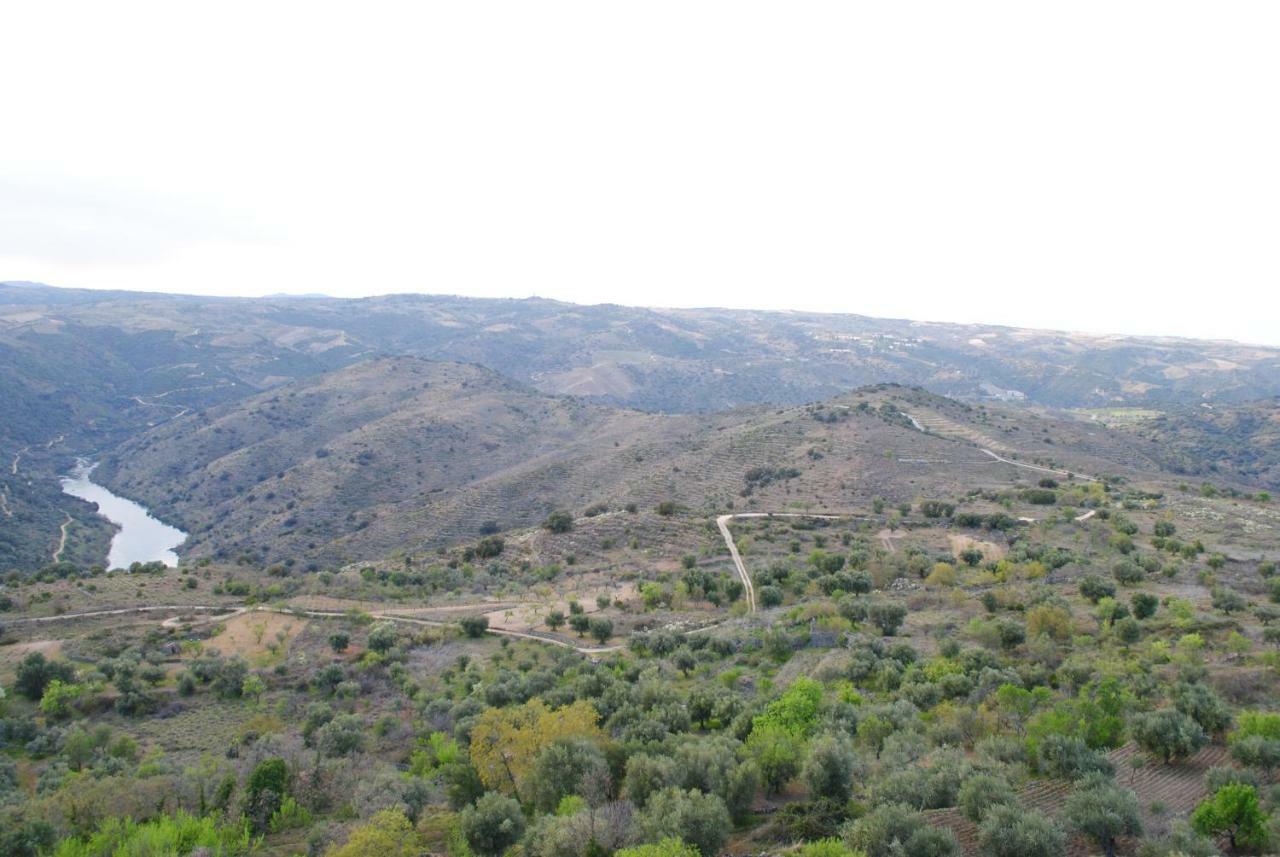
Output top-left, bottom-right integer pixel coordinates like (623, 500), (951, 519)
(2, 283), (1280, 857)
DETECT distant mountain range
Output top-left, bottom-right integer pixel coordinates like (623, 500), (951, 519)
(3, 280), (1278, 571)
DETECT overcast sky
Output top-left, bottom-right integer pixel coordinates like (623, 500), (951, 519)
(2, 2), (1277, 344)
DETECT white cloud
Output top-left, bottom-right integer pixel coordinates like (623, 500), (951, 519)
(1, 1), (1277, 344)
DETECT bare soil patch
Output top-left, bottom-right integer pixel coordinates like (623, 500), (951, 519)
(207, 611), (307, 662)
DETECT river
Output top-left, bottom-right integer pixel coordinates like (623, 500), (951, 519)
(60, 459), (187, 568)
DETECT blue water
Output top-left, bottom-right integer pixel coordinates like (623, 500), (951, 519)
(60, 459), (186, 568)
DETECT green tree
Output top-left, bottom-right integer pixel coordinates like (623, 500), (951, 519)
(528, 738), (610, 812)
(1132, 709), (1207, 764)
(957, 772), (1015, 822)
(903, 827), (959, 857)
(367, 623), (399, 653)
(461, 792), (526, 857)
(1078, 575), (1116, 604)
(1062, 772), (1142, 857)
(1172, 682), (1232, 736)
(979, 805), (1064, 857)
(803, 734), (859, 800)
(748, 727), (804, 793)
(625, 754), (680, 808)
(14, 652), (74, 701)
(316, 714), (365, 757)
(588, 617), (614, 645)
(1130, 592), (1158, 620)
(545, 610), (566, 631)
(38, 680), (85, 720)
(1190, 783), (1268, 852)
(1230, 735), (1280, 780)
(328, 632), (350, 652)
(637, 788), (731, 857)
(868, 602), (907, 636)
(843, 803), (925, 857)
(569, 614), (591, 636)
(460, 615), (490, 638)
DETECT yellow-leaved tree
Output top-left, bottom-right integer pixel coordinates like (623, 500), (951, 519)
(469, 699), (603, 801)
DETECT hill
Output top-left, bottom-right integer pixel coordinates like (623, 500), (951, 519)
(95, 358), (1185, 568)
(1085, 399), (1280, 492)
(4, 280), (1279, 572)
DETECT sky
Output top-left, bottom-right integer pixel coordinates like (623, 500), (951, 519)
(2, 2), (1278, 344)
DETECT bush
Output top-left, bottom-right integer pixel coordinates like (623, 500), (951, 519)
(460, 616), (490, 638)
(1079, 576), (1116, 604)
(1130, 593), (1158, 620)
(543, 511), (573, 534)
(616, 839), (701, 857)
(758, 586), (784, 608)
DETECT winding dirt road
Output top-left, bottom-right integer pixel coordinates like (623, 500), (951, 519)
(717, 511), (866, 614)
(6, 603), (626, 655)
(52, 513), (73, 562)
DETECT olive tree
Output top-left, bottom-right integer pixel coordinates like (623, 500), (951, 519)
(637, 787), (731, 857)
(803, 734), (859, 800)
(979, 805), (1065, 857)
(1132, 709), (1207, 764)
(461, 792), (526, 857)
(1062, 773), (1142, 857)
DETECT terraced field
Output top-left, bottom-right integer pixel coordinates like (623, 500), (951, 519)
(927, 742), (1231, 855)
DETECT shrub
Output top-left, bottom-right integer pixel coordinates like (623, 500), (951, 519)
(1130, 593), (1158, 620)
(543, 511), (573, 533)
(460, 616), (490, 638)
(615, 839), (701, 857)
(1079, 576), (1116, 604)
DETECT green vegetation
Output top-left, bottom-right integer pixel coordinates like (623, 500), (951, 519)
(2, 363), (1279, 857)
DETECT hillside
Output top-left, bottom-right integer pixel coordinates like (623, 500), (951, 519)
(95, 358), (1185, 569)
(1087, 399), (1280, 492)
(4, 280), (1279, 572)
(5, 282), (1279, 434)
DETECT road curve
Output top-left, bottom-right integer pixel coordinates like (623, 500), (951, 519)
(716, 515), (756, 612)
(977, 448), (1098, 483)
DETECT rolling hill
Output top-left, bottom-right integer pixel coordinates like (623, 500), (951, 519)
(97, 357), (1179, 568)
